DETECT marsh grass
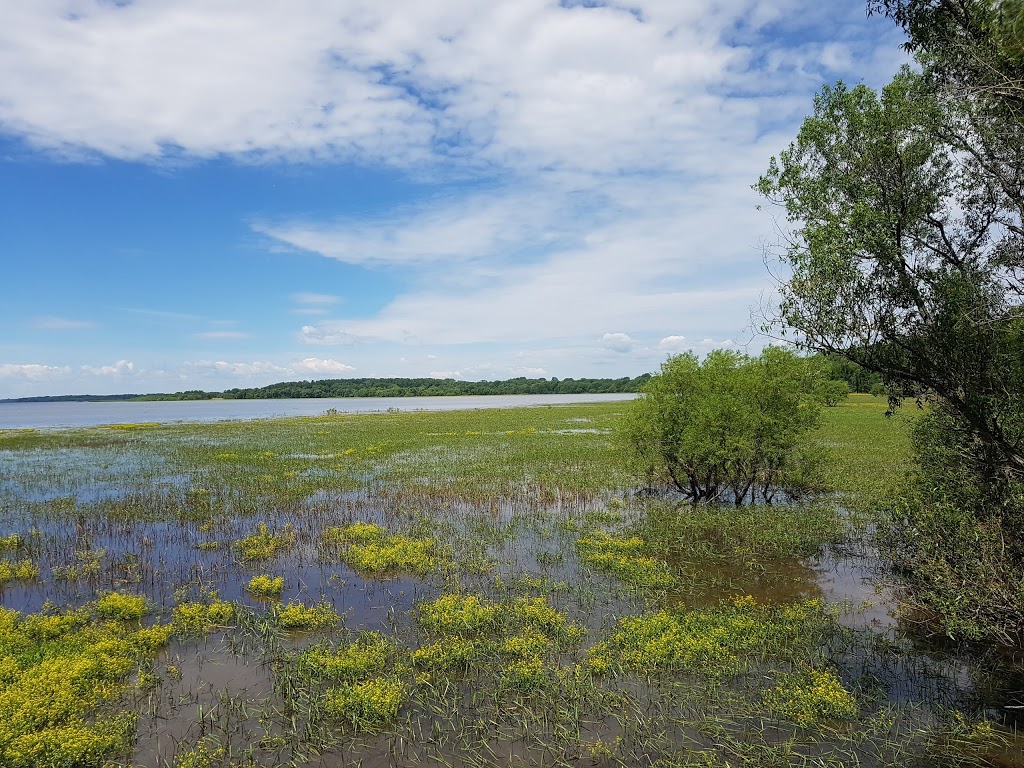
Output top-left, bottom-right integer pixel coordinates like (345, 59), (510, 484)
(0, 400), (1019, 766)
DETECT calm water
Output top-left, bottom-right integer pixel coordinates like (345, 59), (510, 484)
(0, 393), (637, 429)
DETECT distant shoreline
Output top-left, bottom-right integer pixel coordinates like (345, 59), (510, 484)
(0, 375), (651, 404)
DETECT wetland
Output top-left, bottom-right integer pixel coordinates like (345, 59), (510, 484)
(0, 396), (1021, 767)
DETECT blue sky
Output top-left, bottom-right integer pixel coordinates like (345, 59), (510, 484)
(0, 1), (906, 398)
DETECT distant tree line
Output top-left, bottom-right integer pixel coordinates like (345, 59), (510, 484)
(0, 393), (146, 403)
(132, 375), (655, 401)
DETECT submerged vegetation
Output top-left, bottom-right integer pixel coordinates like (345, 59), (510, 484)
(0, 397), (1019, 766)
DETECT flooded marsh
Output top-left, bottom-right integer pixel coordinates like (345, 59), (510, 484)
(0, 399), (1022, 767)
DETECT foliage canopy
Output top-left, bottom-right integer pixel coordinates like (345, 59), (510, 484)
(622, 348), (826, 505)
(758, 0), (1024, 641)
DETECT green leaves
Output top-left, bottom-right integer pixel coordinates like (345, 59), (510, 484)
(622, 349), (827, 505)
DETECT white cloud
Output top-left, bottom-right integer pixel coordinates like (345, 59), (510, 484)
(0, 2), (904, 171)
(0, 363), (72, 380)
(184, 358), (354, 378)
(658, 335), (688, 353)
(292, 357), (356, 375)
(291, 292), (340, 305)
(601, 332), (635, 353)
(299, 325), (359, 345)
(81, 360), (136, 376)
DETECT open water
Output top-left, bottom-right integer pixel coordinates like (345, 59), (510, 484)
(0, 392), (638, 429)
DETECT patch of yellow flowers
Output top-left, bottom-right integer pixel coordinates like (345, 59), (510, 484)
(0, 560), (38, 585)
(299, 632), (392, 681)
(234, 522), (295, 562)
(576, 531), (675, 590)
(322, 676), (407, 730)
(273, 600), (339, 631)
(584, 596), (832, 677)
(171, 599), (237, 635)
(763, 666), (859, 726)
(321, 522), (442, 577)
(0, 595), (172, 767)
(413, 593), (584, 693)
(247, 574), (285, 599)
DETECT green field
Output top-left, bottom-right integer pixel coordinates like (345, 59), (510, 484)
(0, 398), (1020, 767)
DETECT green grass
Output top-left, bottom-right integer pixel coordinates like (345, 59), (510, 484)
(815, 394), (917, 510)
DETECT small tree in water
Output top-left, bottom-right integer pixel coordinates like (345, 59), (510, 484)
(622, 348), (826, 505)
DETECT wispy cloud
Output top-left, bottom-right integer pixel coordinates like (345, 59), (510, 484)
(81, 360), (137, 376)
(0, 363), (72, 380)
(32, 316), (95, 330)
(0, 2), (904, 169)
(185, 358), (354, 377)
(291, 293), (340, 305)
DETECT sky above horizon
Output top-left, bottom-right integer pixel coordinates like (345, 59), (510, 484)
(0, 1), (907, 398)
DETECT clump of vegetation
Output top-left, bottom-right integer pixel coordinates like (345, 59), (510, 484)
(621, 348), (827, 504)
(763, 666), (859, 726)
(171, 599), (237, 635)
(247, 574), (284, 599)
(52, 549), (106, 583)
(0, 535), (23, 553)
(273, 600), (339, 631)
(322, 676), (407, 730)
(234, 523), (295, 562)
(298, 632), (393, 681)
(410, 636), (480, 671)
(172, 741), (225, 768)
(0, 560), (38, 585)
(874, 406), (1024, 643)
(413, 593), (582, 694)
(0, 605), (171, 767)
(416, 593), (500, 636)
(575, 531), (674, 589)
(321, 522), (441, 576)
(584, 596), (835, 677)
(92, 591), (149, 621)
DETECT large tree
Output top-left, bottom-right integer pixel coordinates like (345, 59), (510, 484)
(756, 64), (1024, 487)
(757, 0), (1024, 640)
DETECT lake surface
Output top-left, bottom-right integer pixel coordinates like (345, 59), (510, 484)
(0, 393), (638, 429)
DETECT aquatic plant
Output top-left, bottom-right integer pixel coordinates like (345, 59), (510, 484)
(247, 574), (284, 599)
(584, 596), (834, 677)
(273, 600), (339, 631)
(322, 676), (406, 730)
(234, 522), (295, 562)
(172, 741), (226, 768)
(0, 560), (38, 585)
(298, 632), (392, 681)
(416, 594), (500, 636)
(321, 522), (440, 576)
(576, 530), (674, 589)
(171, 599), (237, 635)
(92, 591), (149, 621)
(763, 666), (859, 726)
(410, 637), (480, 670)
(0, 605), (171, 767)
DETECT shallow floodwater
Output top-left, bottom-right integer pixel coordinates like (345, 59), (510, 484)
(3, 402), (1023, 767)
(0, 393), (638, 429)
